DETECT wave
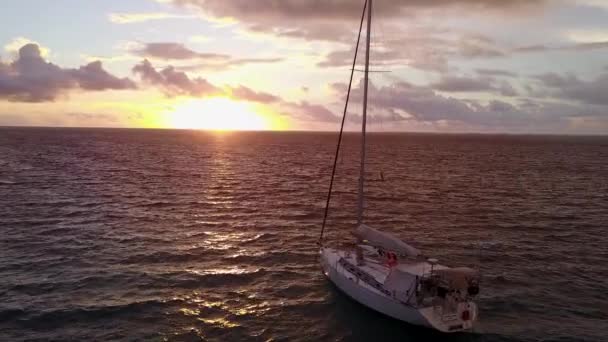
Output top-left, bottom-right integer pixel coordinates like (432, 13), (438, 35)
(2, 299), (178, 327)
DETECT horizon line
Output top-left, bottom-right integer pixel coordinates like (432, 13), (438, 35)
(1, 125), (607, 137)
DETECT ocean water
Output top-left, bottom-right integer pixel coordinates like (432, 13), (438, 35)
(0, 127), (607, 342)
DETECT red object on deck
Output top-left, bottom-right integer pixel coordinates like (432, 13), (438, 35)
(386, 252), (398, 267)
(461, 310), (471, 321)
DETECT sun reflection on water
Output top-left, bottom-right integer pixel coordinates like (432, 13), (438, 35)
(175, 290), (274, 336)
(186, 266), (261, 276)
(198, 317), (240, 329)
(179, 308), (201, 316)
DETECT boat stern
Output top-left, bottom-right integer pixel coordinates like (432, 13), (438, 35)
(419, 301), (478, 333)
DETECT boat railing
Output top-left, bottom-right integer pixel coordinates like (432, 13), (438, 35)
(338, 257), (392, 297)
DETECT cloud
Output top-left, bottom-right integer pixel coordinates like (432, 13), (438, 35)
(458, 36), (506, 58)
(230, 85), (280, 103)
(128, 42), (284, 70)
(0, 44), (136, 102)
(162, 0), (599, 76)
(565, 29), (608, 44)
(578, 0), (608, 10)
(132, 59), (220, 97)
(433, 76), (496, 92)
(161, 0), (545, 44)
(534, 72), (579, 88)
(432, 75), (518, 96)
(282, 101), (340, 123)
(514, 41), (608, 53)
(131, 58), (339, 123)
(475, 68), (518, 77)
(229, 57), (283, 65)
(108, 12), (196, 24)
(131, 59), (336, 121)
(70, 61), (136, 90)
(318, 31), (608, 72)
(567, 41), (608, 50)
(5, 37), (50, 57)
(132, 42), (231, 60)
(131, 59), (280, 101)
(131, 58), (605, 131)
(317, 30), (510, 72)
(164, 0), (544, 21)
(334, 79), (605, 130)
(533, 72), (608, 105)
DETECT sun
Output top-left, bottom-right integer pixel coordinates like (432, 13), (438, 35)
(169, 97), (280, 131)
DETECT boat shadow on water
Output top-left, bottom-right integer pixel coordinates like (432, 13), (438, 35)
(325, 282), (515, 342)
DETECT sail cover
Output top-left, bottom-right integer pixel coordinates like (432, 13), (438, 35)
(354, 224), (420, 257)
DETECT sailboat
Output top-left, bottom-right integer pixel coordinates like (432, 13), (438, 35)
(318, 0), (481, 333)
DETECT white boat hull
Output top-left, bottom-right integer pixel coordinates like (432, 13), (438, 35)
(320, 248), (477, 333)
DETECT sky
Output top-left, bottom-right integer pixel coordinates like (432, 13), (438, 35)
(1, 0), (608, 134)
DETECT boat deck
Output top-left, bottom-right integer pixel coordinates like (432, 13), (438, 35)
(331, 248), (448, 282)
(324, 248), (447, 297)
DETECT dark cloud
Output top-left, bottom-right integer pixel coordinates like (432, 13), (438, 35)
(295, 33), (502, 78)
(487, 99), (516, 112)
(164, 1), (554, 75)
(534, 72), (608, 106)
(514, 41), (608, 53)
(246, 21), (355, 42)
(332, 79), (603, 129)
(433, 76), (495, 92)
(165, 0), (545, 44)
(363, 81), (486, 123)
(475, 68), (518, 77)
(132, 59), (220, 97)
(0, 44), (135, 102)
(169, 0), (544, 21)
(132, 60), (296, 109)
(497, 82), (518, 97)
(318, 31), (510, 72)
(177, 58), (284, 73)
(133, 42), (231, 60)
(70, 61), (136, 91)
(570, 41), (608, 51)
(534, 72), (579, 88)
(513, 44), (548, 53)
(458, 38), (505, 58)
(283, 101), (340, 122)
(230, 57), (284, 65)
(161, 0), (600, 79)
(230, 85), (280, 103)
(131, 42), (284, 70)
(432, 75), (518, 96)
(318, 44), (433, 68)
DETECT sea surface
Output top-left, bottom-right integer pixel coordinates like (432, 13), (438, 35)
(1, 127), (607, 342)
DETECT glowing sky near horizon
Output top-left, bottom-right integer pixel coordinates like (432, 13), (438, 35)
(1, 0), (608, 133)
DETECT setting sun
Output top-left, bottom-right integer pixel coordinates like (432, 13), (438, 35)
(169, 97), (280, 131)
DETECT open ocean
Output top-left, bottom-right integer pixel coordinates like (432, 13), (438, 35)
(1, 127), (607, 341)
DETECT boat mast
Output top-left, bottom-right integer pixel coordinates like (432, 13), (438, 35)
(318, 0), (368, 245)
(357, 0), (372, 225)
